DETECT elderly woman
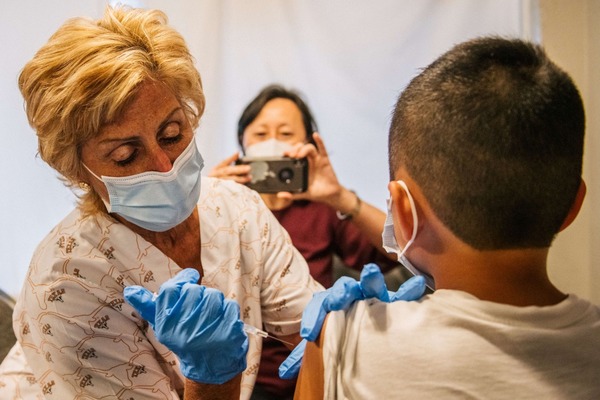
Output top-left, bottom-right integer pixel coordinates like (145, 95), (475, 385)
(9, 6), (323, 399)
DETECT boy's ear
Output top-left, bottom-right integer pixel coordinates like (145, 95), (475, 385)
(388, 180), (417, 242)
(559, 179), (586, 232)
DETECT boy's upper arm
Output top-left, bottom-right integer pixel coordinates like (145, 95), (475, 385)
(293, 317), (328, 400)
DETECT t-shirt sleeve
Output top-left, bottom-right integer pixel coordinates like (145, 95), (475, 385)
(321, 306), (351, 400)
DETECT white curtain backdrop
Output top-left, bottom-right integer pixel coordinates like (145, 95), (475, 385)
(0, 0), (540, 296)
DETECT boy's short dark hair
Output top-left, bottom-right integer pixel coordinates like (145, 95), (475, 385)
(389, 36), (585, 250)
(237, 84), (318, 149)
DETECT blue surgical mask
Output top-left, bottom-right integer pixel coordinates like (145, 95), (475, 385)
(382, 180), (435, 290)
(84, 138), (204, 232)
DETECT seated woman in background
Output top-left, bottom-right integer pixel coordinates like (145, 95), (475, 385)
(209, 84), (406, 400)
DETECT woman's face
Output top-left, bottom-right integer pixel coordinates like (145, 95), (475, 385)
(242, 98), (307, 150)
(80, 79), (194, 202)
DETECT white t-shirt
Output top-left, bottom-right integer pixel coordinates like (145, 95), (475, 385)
(323, 289), (600, 399)
(5, 177), (323, 399)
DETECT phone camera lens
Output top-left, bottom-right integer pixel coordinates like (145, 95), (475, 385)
(278, 167), (294, 183)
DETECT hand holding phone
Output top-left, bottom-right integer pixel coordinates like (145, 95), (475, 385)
(236, 156), (308, 193)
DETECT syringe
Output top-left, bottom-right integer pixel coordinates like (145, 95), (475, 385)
(243, 323), (268, 338)
(243, 323), (293, 346)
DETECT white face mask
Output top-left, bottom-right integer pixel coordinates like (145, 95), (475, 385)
(84, 138), (204, 232)
(382, 180), (435, 290)
(245, 138), (294, 158)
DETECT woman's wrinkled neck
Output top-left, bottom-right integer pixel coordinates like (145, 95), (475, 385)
(117, 207), (203, 274)
(114, 207), (200, 248)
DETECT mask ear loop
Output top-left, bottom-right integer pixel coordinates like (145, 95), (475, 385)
(396, 180), (418, 259)
(396, 179), (436, 289)
(82, 163), (103, 182)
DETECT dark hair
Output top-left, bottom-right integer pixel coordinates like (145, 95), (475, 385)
(389, 36), (585, 250)
(237, 84), (318, 149)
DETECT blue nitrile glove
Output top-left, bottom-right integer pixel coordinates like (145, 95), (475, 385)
(359, 263), (426, 302)
(123, 268), (249, 384)
(279, 263), (425, 379)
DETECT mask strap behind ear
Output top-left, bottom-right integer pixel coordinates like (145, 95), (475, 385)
(396, 180), (418, 259)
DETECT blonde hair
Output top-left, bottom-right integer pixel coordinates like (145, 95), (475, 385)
(19, 6), (205, 215)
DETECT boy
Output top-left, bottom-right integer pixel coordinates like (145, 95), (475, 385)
(294, 36), (600, 399)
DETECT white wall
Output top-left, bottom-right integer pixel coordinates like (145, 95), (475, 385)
(0, 1), (544, 297)
(540, 0), (600, 304)
(0, 1), (108, 298)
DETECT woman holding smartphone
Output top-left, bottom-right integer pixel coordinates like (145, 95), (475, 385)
(209, 84), (406, 400)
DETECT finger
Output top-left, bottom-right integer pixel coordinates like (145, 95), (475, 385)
(168, 268), (201, 286)
(359, 263), (390, 302)
(299, 291), (329, 341)
(312, 132), (329, 157)
(208, 153), (240, 177)
(278, 339), (306, 379)
(389, 275), (426, 302)
(282, 142), (306, 159)
(300, 277), (362, 341)
(156, 269), (200, 316)
(323, 276), (363, 311)
(192, 286), (225, 323)
(216, 152), (241, 168)
(276, 191), (309, 202)
(227, 164), (251, 175)
(291, 143), (318, 160)
(210, 164), (251, 180)
(222, 301), (246, 346)
(221, 298), (242, 323)
(276, 191), (294, 200)
(168, 282), (207, 325)
(123, 285), (157, 326)
(218, 164), (252, 182)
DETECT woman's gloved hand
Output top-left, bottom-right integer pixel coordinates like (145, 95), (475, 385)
(279, 263), (425, 379)
(123, 268), (248, 384)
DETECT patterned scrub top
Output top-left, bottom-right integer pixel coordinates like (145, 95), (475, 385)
(8, 177), (323, 399)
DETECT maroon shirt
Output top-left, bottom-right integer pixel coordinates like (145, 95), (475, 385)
(254, 200), (399, 398)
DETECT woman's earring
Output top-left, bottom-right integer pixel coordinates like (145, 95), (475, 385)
(79, 182), (91, 191)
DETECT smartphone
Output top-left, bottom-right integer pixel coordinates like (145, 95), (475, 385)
(236, 156), (308, 193)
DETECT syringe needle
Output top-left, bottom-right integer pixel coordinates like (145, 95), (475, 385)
(243, 323), (294, 346)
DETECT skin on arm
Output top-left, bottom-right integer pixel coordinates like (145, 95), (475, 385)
(181, 325), (302, 398)
(336, 188), (389, 253)
(184, 375), (241, 400)
(293, 318), (327, 400)
(284, 133), (394, 259)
